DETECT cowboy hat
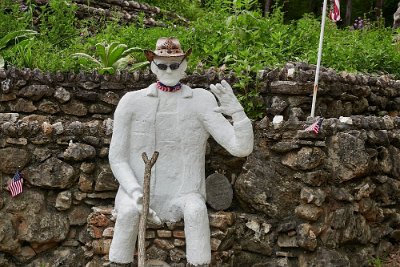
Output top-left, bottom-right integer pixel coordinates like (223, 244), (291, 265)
(144, 37), (192, 62)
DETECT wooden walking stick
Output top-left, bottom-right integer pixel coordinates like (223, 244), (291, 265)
(138, 151), (159, 267)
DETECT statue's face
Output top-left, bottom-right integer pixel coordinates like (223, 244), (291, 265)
(150, 56), (187, 86)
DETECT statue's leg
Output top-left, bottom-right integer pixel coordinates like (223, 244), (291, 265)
(109, 191), (140, 264)
(178, 193), (211, 266)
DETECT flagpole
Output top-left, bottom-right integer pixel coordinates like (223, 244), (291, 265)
(311, 0), (328, 118)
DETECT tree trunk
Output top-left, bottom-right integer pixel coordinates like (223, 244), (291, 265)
(376, 0), (384, 18)
(345, 0), (352, 26)
(263, 0), (273, 16)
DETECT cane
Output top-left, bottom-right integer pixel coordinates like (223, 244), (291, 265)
(138, 151), (159, 267)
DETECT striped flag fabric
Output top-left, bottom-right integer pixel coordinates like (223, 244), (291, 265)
(8, 170), (23, 197)
(329, 0), (341, 22)
(305, 118), (324, 135)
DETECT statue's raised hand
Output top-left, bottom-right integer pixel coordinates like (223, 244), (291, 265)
(210, 80), (243, 116)
(133, 191), (161, 225)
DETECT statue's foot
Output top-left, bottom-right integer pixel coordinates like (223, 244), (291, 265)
(186, 264), (209, 267)
(109, 262), (132, 267)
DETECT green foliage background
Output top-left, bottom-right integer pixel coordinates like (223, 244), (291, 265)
(1, 0), (400, 117)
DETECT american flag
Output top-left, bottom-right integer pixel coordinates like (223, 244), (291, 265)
(8, 170), (23, 197)
(305, 118), (324, 135)
(329, 0), (341, 22)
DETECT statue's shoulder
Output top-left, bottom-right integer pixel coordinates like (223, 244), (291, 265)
(119, 87), (148, 103)
(191, 87), (214, 100)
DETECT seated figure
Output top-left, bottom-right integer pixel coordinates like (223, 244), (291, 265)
(108, 37), (254, 266)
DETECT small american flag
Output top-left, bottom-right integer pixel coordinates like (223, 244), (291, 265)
(8, 170), (23, 197)
(305, 118), (324, 135)
(329, 0), (341, 22)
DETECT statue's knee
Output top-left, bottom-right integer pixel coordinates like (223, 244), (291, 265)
(115, 207), (139, 221)
(184, 198), (207, 223)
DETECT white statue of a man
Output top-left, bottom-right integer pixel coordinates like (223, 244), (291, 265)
(108, 37), (254, 266)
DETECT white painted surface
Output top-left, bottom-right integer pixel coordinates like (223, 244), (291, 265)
(108, 56), (253, 265)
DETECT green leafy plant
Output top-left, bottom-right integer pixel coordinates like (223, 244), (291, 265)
(369, 257), (383, 267)
(0, 29), (37, 68)
(72, 42), (148, 74)
(14, 38), (35, 69)
(39, 0), (79, 47)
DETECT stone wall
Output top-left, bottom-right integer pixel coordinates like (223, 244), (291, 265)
(0, 65), (399, 267)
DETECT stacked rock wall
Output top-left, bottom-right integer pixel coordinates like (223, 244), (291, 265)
(0, 65), (399, 266)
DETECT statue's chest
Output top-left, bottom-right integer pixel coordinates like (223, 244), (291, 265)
(155, 94), (179, 142)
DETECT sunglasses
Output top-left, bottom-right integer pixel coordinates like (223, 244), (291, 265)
(153, 58), (185, 71)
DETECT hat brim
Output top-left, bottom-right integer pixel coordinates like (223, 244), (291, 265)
(144, 48), (192, 62)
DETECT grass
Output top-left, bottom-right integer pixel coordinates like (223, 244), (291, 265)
(2, 0), (400, 117)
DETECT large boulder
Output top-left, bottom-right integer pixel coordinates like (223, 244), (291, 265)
(0, 147), (30, 174)
(235, 138), (300, 219)
(326, 132), (370, 182)
(25, 157), (75, 189)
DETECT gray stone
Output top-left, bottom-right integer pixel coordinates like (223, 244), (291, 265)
(75, 90), (98, 101)
(52, 122), (64, 134)
(327, 132), (369, 182)
(0, 93), (16, 102)
(101, 91), (120, 105)
(80, 81), (99, 90)
(18, 85), (53, 101)
(61, 100), (88, 116)
(6, 137), (27, 145)
(0, 213), (20, 253)
(55, 190), (72, 211)
(298, 247), (350, 267)
(0, 147), (30, 174)
(95, 163), (119, 191)
(64, 143), (96, 161)
(341, 213), (371, 244)
(282, 147), (326, 170)
(68, 205), (92, 225)
(236, 153), (300, 219)
(146, 245), (168, 261)
(330, 187), (354, 202)
(65, 121), (83, 135)
(25, 247), (85, 267)
(270, 81), (312, 95)
(270, 141), (300, 153)
(296, 223), (317, 251)
(38, 100), (60, 114)
(18, 211), (69, 243)
(295, 204), (323, 221)
(300, 187), (326, 206)
(205, 173), (233, 210)
(0, 112), (19, 123)
(294, 170), (328, 186)
(103, 118), (114, 135)
(54, 86), (71, 103)
(25, 157), (75, 189)
(88, 103), (112, 114)
(169, 248), (186, 262)
(240, 239), (272, 255)
(79, 173), (94, 192)
(277, 234), (298, 248)
(33, 147), (52, 162)
(83, 120), (101, 135)
(9, 98), (37, 112)
(1, 78), (12, 93)
(267, 96), (288, 115)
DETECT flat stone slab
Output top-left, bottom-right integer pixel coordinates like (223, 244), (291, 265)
(206, 173), (233, 210)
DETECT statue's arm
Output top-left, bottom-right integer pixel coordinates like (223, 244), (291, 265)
(199, 88), (254, 157)
(109, 93), (141, 196)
